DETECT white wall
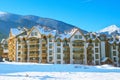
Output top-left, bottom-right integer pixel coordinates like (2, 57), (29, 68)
(100, 41), (106, 58)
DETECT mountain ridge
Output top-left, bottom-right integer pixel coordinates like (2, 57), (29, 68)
(0, 11), (87, 41)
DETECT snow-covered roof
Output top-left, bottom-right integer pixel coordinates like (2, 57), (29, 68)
(34, 26), (80, 40)
(35, 26), (57, 36)
(11, 27), (28, 36)
(1, 38), (8, 45)
(101, 57), (108, 62)
(108, 36), (120, 44)
(11, 28), (21, 36)
(85, 32), (97, 40)
(10, 25), (82, 40)
(1, 39), (5, 43)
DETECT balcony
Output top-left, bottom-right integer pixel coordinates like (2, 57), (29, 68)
(29, 60), (39, 63)
(63, 50), (70, 53)
(42, 47), (47, 50)
(22, 48), (27, 51)
(41, 60), (47, 63)
(72, 44), (84, 47)
(42, 40), (47, 44)
(42, 53), (47, 57)
(57, 44), (61, 46)
(88, 43), (94, 47)
(73, 50), (84, 53)
(29, 48), (39, 51)
(29, 41), (39, 44)
(63, 44), (69, 47)
(29, 53), (39, 57)
(88, 50), (94, 53)
(64, 57), (70, 60)
(73, 57), (81, 60)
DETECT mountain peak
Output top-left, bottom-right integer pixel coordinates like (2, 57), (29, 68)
(0, 11), (8, 15)
(0, 11), (8, 17)
(99, 25), (120, 34)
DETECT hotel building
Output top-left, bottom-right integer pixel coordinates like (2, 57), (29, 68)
(8, 26), (120, 66)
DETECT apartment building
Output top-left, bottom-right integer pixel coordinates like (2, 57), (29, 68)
(8, 26), (120, 66)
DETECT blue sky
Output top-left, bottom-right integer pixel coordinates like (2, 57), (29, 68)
(0, 0), (120, 32)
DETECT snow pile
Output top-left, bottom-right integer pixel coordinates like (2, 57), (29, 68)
(1, 72), (120, 80)
(0, 62), (120, 80)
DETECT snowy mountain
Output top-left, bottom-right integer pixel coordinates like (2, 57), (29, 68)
(98, 25), (120, 36)
(0, 11), (87, 41)
(0, 12), (8, 17)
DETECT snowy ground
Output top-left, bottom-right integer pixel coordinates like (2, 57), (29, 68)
(0, 62), (120, 80)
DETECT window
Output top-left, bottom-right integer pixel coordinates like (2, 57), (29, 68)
(43, 57), (47, 59)
(113, 51), (116, 56)
(95, 61), (99, 65)
(42, 44), (46, 47)
(49, 50), (52, 55)
(57, 54), (61, 59)
(49, 44), (52, 48)
(36, 44), (39, 48)
(57, 42), (61, 46)
(42, 50), (46, 53)
(35, 32), (38, 36)
(18, 52), (21, 56)
(114, 57), (117, 62)
(57, 48), (61, 53)
(57, 61), (61, 64)
(113, 45), (116, 49)
(18, 46), (21, 50)
(95, 48), (98, 53)
(31, 32), (38, 36)
(36, 51), (39, 54)
(18, 58), (21, 61)
(30, 45), (36, 48)
(74, 35), (78, 39)
(101, 36), (104, 40)
(24, 45), (27, 48)
(31, 32), (34, 36)
(24, 52), (27, 54)
(95, 54), (99, 59)
(79, 35), (82, 39)
(30, 57), (34, 60)
(30, 51), (35, 54)
(49, 57), (53, 61)
(95, 43), (98, 46)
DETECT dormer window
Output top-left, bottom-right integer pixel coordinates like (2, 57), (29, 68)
(31, 32), (38, 36)
(31, 32), (34, 36)
(74, 35), (82, 39)
(79, 35), (82, 39)
(74, 35), (78, 39)
(35, 32), (38, 36)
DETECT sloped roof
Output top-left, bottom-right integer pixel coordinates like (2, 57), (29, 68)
(10, 27), (28, 37)
(108, 36), (120, 44)
(101, 57), (113, 63)
(11, 28), (21, 36)
(35, 26), (57, 36)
